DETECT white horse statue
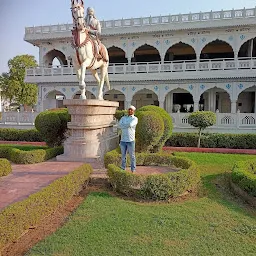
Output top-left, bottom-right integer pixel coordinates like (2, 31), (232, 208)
(70, 0), (110, 100)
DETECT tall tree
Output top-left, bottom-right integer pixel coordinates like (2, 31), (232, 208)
(0, 55), (38, 108)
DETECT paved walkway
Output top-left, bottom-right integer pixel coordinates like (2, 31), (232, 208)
(0, 161), (84, 210)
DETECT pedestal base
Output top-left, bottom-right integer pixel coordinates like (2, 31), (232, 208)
(56, 99), (119, 165)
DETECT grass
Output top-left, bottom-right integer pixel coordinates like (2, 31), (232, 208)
(0, 144), (47, 151)
(27, 152), (256, 256)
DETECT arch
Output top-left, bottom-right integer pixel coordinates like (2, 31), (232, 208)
(132, 44), (161, 63)
(164, 88), (195, 113)
(200, 87), (231, 113)
(200, 39), (234, 60)
(43, 49), (67, 67)
(164, 42), (196, 61)
(43, 90), (66, 110)
(104, 89), (125, 110)
(108, 46), (128, 63)
(238, 37), (256, 58)
(131, 88), (159, 108)
(237, 85), (256, 113)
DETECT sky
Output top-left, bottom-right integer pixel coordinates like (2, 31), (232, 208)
(0, 0), (255, 73)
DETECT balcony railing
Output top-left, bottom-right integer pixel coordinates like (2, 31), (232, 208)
(25, 7), (256, 35)
(26, 58), (256, 77)
(171, 112), (256, 130)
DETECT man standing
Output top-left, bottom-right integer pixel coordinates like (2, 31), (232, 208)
(118, 106), (138, 173)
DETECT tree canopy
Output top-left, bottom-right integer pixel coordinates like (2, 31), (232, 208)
(0, 55), (38, 107)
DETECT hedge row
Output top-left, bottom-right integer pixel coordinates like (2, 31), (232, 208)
(0, 159), (12, 177)
(166, 133), (256, 149)
(0, 128), (43, 142)
(0, 164), (92, 249)
(232, 160), (256, 197)
(0, 146), (63, 164)
(107, 153), (200, 200)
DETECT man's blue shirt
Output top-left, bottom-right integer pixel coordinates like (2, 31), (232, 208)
(118, 115), (138, 142)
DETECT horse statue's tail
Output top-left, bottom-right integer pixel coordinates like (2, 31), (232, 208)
(105, 71), (111, 90)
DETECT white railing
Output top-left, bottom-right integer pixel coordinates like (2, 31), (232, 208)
(26, 58), (256, 77)
(0, 110), (38, 125)
(170, 112), (256, 130)
(25, 7), (256, 34)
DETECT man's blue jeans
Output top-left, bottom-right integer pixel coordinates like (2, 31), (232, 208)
(120, 141), (136, 172)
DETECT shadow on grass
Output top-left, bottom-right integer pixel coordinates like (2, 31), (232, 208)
(201, 172), (256, 217)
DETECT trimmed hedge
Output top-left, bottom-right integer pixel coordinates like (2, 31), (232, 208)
(0, 128), (42, 142)
(136, 106), (173, 152)
(114, 110), (127, 121)
(0, 146), (63, 164)
(0, 159), (12, 177)
(166, 133), (256, 149)
(0, 164), (92, 250)
(232, 160), (256, 197)
(107, 154), (200, 200)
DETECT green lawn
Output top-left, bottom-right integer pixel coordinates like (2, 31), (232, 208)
(27, 153), (256, 256)
(0, 144), (47, 151)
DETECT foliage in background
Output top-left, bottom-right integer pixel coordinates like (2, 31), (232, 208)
(0, 128), (43, 142)
(166, 133), (256, 149)
(188, 111), (216, 147)
(0, 55), (38, 108)
(35, 108), (70, 147)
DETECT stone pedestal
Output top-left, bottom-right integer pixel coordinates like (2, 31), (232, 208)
(57, 99), (119, 164)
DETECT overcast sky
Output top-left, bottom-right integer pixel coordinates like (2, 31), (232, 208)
(0, 0), (255, 73)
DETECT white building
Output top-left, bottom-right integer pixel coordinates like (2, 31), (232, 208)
(23, 7), (256, 133)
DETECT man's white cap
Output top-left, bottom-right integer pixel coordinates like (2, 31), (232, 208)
(128, 105), (136, 111)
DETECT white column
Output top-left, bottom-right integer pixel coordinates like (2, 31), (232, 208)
(231, 100), (237, 113)
(125, 100), (132, 110)
(254, 92), (256, 113)
(159, 101), (164, 109)
(0, 93), (2, 112)
(194, 101), (199, 112)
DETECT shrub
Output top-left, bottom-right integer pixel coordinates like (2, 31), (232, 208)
(166, 133), (256, 149)
(115, 110), (127, 121)
(136, 106), (173, 152)
(107, 154), (200, 200)
(0, 146), (63, 164)
(0, 128), (42, 142)
(232, 160), (256, 197)
(188, 111), (216, 148)
(35, 108), (70, 147)
(135, 111), (164, 152)
(0, 159), (12, 177)
(0, 164), (92, 249)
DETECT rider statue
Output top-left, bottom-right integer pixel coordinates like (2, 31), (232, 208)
(85, 7), (103, 61)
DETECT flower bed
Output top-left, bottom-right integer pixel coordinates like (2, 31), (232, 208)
(106, 151), (200, 200)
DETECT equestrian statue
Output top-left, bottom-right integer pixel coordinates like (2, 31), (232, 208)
(70, 0), (110, 100)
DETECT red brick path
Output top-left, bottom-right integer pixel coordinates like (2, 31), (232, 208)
(0, 161), (83, 210)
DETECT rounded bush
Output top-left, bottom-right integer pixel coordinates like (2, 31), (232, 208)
(137, 106), (173, 152)
(135, 111), (164, 152)
(0, 158), (12, 177)
(35, 108), (70, 147)
(188, 111), (216, 130)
